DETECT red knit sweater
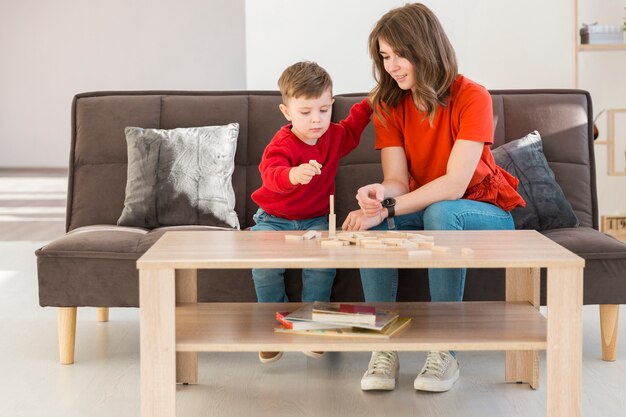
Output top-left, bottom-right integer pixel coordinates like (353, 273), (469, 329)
(252, 99), (372, 220)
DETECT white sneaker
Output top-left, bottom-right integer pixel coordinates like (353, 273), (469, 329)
(414, 350), (460, 392)
(360, 351), (399, 391)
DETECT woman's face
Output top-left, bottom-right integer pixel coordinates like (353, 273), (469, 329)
(378, 38), (416, 91)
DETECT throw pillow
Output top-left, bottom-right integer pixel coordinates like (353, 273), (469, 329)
(492, 131), (579, 231)
(117, 124), (240, 229)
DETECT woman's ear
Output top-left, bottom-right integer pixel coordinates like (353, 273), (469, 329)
(279, 103), (291, 121)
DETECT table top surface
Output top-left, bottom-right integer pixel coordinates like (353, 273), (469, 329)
(137, 230), (584, 270)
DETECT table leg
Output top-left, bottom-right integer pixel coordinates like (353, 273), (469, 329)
(547, 267), (583, 417)
(140, 268), (176, 417)
(176, 269), (198, 384)
(505, 267), (540, 389)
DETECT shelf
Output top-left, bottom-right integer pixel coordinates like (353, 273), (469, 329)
(578, 44), (626, 51)
(175, 301), (547, 352)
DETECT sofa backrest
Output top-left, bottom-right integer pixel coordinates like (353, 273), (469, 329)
(67, 90), (596, 232)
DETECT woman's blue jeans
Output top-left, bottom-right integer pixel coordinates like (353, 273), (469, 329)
(361, 199), (514, 303)
(251, 208), (335, 303)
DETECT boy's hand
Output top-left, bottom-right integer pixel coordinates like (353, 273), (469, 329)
(289, 163), (320, 185)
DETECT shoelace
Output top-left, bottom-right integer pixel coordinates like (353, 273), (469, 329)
(420, 351), (451, 377)
(367, 351), (396, 376)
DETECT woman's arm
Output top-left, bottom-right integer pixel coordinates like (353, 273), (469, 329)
(343, 139), (483, 231)
(392, 139), (483, 216)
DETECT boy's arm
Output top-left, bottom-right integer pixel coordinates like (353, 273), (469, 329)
(337, 98), (373, 157)
(259, 145), (299, 193)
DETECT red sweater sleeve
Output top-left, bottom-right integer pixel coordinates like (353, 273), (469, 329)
(337, 98), (373, 157)
(257, 140), (298, 193)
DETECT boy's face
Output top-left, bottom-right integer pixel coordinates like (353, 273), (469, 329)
(279, 88), (334, 143)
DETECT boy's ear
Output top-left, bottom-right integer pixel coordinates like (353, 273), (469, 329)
(278, 103), (291, 121)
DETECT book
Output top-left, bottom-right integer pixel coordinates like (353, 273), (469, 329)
(275, 311), (348, 331)
(275, 317), (412, 339)
(285, 303), (399, 331)
(311, 302), (376, 325)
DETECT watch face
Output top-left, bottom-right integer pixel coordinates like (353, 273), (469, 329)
(382, 198), (396, 207)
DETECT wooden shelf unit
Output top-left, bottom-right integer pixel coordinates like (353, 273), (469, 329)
(573, 1), (626, 176)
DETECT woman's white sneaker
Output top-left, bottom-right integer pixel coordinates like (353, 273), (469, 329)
(413, 350), (459, 392)
(360, 351), (399, 391)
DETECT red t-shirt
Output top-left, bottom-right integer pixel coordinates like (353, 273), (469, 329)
(374, 75), (524, 211)
(252, 99), (372, 220)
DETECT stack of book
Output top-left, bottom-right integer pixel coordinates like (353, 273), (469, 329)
(274, 302), (411, 339)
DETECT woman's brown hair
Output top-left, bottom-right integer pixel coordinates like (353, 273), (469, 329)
(369, 3), (458, 123)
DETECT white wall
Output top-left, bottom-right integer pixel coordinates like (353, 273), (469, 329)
(0, 0), (246, 168)
(245, 0), (573, 93)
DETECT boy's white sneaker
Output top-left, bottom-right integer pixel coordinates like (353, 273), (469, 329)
(360, 351), (399, 391)
(413, 350), (460, 392)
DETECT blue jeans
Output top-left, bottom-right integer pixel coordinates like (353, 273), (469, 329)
(251, 208), (335, 303)
(361, 200), (514, 303)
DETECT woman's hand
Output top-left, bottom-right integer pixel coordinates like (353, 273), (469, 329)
(356, 183), (385, 216)
(342, 209), (383, 231)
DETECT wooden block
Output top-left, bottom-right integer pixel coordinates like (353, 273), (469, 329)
(418, 241), (435, 249)
(285, 234), (304, 241)
(407, 249), (432, 257)
(432, 245), (450, 253)
(381, 238), (406, 246)
(321, 239), (349, 247)
(302, 230), (318, 240)
(400, 241), (420, 249)
(353, 232), (370, 237)
(356, 236), (379, 246)
(361, 243), (387, 249)
(380, 231), (407, 239)
(409, 233), (434, 241)
(461, 247), (474, 257)
(338, 235), (357, 244)
(328, 214), (336, 238)
(309, 159), (322, 174)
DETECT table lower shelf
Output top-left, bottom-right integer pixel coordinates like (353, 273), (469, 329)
(176, 301), (546, 352)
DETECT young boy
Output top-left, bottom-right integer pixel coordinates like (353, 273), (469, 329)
(251, 61), (372, 363)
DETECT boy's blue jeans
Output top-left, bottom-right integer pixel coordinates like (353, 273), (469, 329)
(361, 199), (514, 303)
(251, 208), (335, 303)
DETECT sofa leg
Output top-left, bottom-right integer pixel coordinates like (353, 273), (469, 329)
(600, 304), (619, 361)
(96, 307), (109, 322)
(58, 307), (77, 365)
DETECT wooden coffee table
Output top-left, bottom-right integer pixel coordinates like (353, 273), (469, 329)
(137, 230), (584, 417)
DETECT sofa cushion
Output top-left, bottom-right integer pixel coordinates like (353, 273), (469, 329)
(492, 131), (579, 230)
(117, 124), (240, 229)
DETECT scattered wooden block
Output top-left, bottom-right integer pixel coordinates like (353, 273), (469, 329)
(380, 231), (407, 239)
(285, 234), (304, 241)
(461, 247), (474, 257)
(431, 245), (450, 253)
(302, 230), (318, 240)
(418, 241), (435, 249)
(309, 159), (322, 174)
(356, 236), (379, 246)
(407, 249), (432, 257)
(409, 233), (435, 241)
(381, 238), (406, 246)
(361, 243), (387, 249)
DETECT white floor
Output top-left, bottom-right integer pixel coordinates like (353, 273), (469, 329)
(1, 171), (625, 417)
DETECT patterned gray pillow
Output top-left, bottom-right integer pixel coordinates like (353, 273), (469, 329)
(117, 124), (240, 229)
(492, 131), (579, 231)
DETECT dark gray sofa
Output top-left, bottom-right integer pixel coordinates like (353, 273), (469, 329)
(36, 90), (626, 364)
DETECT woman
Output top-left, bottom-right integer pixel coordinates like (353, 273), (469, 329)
(342, 3), (525, 392)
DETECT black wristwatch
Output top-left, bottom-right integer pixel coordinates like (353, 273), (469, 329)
(381, 198), (396, 229)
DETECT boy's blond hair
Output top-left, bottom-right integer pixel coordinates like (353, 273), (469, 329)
(277, 61), (333, 102)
